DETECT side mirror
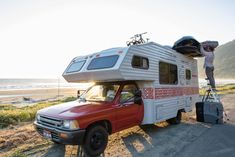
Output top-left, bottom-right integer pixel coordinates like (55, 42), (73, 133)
(134, 90), (142, 97)
(134, 90), (142, 105)
(77, 90), (81, 98)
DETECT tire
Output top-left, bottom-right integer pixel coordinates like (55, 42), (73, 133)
(52, 141), (60, 144)
(167, 111), (182, 125)
(83, 125), (108, 157)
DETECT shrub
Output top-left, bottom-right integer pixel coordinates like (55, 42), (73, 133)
(11, 150), (27, 157)
(0, 97), (76, 128)
(61, 96), (77, 102)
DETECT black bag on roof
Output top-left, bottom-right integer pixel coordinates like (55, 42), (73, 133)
(173, 36), (203, 57)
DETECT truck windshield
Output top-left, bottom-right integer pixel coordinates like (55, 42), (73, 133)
(80, 84), (120, 102)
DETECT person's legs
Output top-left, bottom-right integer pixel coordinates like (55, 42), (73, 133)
(211, 67), (215, 88)
(206, 67), (216, 88)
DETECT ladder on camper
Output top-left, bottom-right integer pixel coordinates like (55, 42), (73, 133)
(202, 78), (220, 102)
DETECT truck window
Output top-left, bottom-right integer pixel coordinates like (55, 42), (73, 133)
(186, 69), (191, 80)
(120, 84), (137, 103)
(66, 60), (86, 73)
(132, 55), (149, 69)
(87, 55), (119, 70)
(159, 62), (178, 84)
(80, 84), (120, 102)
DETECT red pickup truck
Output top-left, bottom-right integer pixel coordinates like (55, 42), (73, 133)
(34, 81), (144, 156)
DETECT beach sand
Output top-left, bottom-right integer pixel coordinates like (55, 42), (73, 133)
(0, 88), (79, 104)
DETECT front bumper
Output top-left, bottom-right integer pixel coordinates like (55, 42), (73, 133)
(34, 121), (86, 145)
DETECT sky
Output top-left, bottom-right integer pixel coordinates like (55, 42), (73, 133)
(0, 0), (235, 78)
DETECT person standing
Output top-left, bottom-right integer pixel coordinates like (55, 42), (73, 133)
(200, 44), (216, 89)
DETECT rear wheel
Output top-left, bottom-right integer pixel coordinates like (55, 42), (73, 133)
(83, 125), (108, 157)
(167, 111), (182, 124)
(52, 141), (60, 144)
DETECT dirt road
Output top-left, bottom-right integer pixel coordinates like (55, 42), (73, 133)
(1, 94), (235, 157)
(175, 94), (235, 157)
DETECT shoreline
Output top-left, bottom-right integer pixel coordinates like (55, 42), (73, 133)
(0, 88), (79, 105)
(0, 87), (80, 92)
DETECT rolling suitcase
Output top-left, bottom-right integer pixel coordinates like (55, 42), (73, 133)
(196, 101), (223, 124)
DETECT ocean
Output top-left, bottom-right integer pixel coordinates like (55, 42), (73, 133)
(1, 78), (235, 91)
(0, 78), (235, 104)
(0, 79), (92, 104)
(0, 79), (235, 91)
(0, 78), (89, 91)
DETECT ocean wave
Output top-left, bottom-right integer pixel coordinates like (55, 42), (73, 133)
(0, 79), (91, 91)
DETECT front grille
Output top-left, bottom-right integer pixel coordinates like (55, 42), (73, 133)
(38, 115), (63, 128)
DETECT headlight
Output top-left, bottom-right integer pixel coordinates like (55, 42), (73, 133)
(36, 114), (41, 121)
(62, 120), (79, 129)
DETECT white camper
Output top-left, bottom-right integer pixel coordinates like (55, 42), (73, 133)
(63, 41), (199, 124)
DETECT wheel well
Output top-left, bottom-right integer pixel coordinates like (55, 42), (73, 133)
(87, 120), (112, 134)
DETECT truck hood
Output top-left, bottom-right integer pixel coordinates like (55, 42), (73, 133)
(37, 100), (112, 119)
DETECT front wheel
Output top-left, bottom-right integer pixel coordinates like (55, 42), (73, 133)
(83, 125), (108, 157)
(167, 111), (182, 125)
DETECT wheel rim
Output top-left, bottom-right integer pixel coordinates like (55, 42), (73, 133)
(90, 131), (105, 150)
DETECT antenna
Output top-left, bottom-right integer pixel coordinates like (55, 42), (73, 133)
(57, 77), (60, 102)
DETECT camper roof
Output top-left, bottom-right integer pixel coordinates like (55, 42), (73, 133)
(62, 42), (196, 83)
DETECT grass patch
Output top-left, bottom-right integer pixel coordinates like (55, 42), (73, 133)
(0, 104), (15, 110)
(0, 97), (77, 128)
(199, 83), (235, 96)
(10, 150), (27, 157)
(61, 96), (77, 102)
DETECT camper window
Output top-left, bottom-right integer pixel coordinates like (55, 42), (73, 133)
(132, 55), (149, 69)
(186, 69), (191, 80)
(87, 55), (119, 70)
(66, 60), (86, 73)
(159, 62), (178, 84)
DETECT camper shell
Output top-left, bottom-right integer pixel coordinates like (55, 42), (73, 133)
(63, 42), (199, 124)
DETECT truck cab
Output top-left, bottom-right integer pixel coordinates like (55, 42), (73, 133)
(34, 81), (144, 156)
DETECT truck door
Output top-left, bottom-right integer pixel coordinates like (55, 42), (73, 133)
(115, 84), (144, 131)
